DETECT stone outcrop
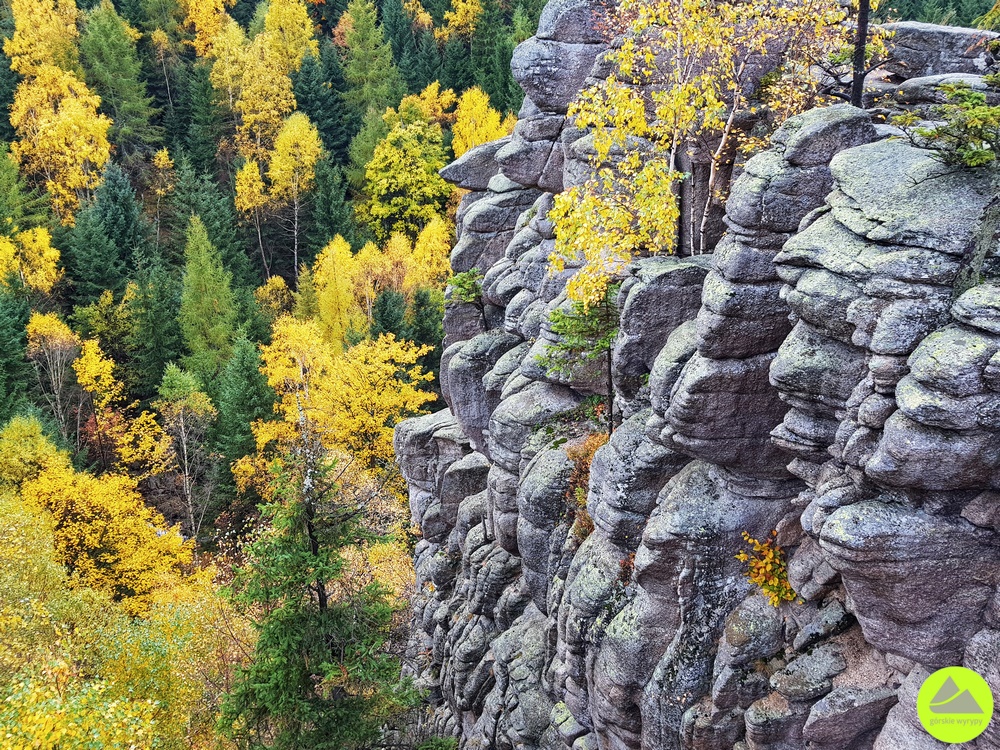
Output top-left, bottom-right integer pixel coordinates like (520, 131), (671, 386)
(396, 10), (1000, 750)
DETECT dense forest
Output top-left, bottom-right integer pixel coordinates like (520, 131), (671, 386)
(0, 0), (534, 745)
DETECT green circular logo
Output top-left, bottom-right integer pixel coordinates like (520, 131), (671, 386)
(917, 667), (994, 743)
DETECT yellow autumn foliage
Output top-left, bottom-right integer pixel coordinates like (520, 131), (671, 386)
(0, 227), (61, 293)
(452, 86), (510, 158)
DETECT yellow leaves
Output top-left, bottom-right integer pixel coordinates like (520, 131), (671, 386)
(27, 312), (79, 357)
(263, 0), (319, 74)
(259, 319), (434, 471)
(73, 339), (122, 412)
(0, 416), (70, 488)
(392, 82), (457, 129)
(208, 18), (248, 110)
(235, 34), (297, 161)
(267, 111), (323, 206)
(452, 86), (509, 158)
(9, 65), (111, 223)
(407, 216), (454, 292)
(255, 274), (294, 323)
(4, 0), (81, 77)
(436, 0), (482, 40)
(0, 228), (61, 293)
(180, 0), (230, 57)
(736, 530), (799, 608)
(234, 159), (268, 216)
(313, 236), (362, 348)
(72, 339), (172, 480)
(554, 0), (851, 302)
(22, 463), (192, 616)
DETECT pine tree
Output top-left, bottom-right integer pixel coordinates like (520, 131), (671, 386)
(0, 286), (30, 423)
(178, 216), (236, 387)
(130, 263), (183, 399)
(342, 0), (406, 120)
(93, 163), (147, 271)
(371, 288), (407, 338)
(80, 0), (162, 164)
(66, 205), (125, 306)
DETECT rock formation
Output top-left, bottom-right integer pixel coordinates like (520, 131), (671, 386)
(395, 13), (1000, 750)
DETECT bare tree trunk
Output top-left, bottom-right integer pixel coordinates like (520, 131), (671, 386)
(851, 0), (871, 108)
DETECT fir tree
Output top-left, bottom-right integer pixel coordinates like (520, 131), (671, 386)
(179, 216), (237, 387)
(0, 286), (30, 423)
(371, 288), (407, 338)
(66, 205), (125, 306)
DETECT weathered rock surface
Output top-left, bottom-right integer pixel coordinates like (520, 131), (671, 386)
(398, 17), (1000, 750)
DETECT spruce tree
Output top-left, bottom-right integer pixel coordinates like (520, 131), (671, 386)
(409, 288), (443, 384)
(94, 164), (148, 270)
(371, 289), (408, 338)
(218, 451), (414, 748)
(80, 0), (162, 163)
(408, 29), (442, 94)
(130, 263), (183, 399)
(185, 62), (223, 176)
(382, 0), (417, 71)
(170, 157), (255, 286)
(179, 217), (237, 387)
(308, 159), (368, 253)
(342, 0), (406, 120)
(0, 144), (49, 231)
(471, 0), (521, 113)
(442, 35), (475, 93)
(293, 51), (351, 164)
(66, 206), (126, 306)
(212, 337), (275, 507)
(0, 16), (17, 143)
(0, 287), (30, 423)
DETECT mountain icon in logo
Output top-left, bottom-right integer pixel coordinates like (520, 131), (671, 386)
(929, 676), (985, 715)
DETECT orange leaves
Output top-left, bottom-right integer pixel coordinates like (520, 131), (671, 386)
(735, 530), (799, 608)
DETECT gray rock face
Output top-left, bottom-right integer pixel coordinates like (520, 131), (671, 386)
(395, 19), (1000, 750)
(882, 21), (999, 78)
